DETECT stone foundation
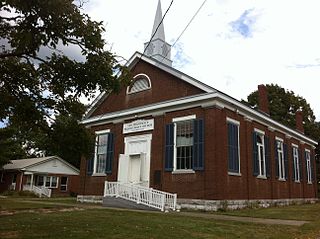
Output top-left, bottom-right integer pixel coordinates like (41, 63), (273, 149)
(178, 198), (318, 211)
(77, 195), (103, 204)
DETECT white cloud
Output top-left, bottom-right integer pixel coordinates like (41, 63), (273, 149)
(82, 0), (320, 121)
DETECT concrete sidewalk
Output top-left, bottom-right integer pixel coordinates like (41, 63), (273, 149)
(177, 211), (309, 226)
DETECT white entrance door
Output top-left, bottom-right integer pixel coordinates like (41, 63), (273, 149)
(129, 155), (141, 183)
(117, 134), (152, 186)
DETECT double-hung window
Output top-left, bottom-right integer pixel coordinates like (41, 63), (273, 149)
(95, 132), (109, 174)
(227, 118), (240, 175)
(292, 145), (300, 182)
(165, 115), (204, 172)
(253, 129), (270, 178)
(305, 149), (312, 184)
(175, 120), (194, 170)
(91, 129), (114, 175)
(275, 138), (285, 180)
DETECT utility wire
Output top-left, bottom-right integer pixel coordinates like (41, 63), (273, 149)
(137, 0), (174, 64)
(162, 0), (207, 62)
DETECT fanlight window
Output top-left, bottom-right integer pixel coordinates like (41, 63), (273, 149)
(127, 74), (151, 94)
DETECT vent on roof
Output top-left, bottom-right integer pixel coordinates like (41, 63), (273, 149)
(127, 74), (151, 94)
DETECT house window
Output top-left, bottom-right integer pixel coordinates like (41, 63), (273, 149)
(91, 129), (114, 175)
(127, 74), (151, 94)
(44, 176), (58, 188)
(95, 133), (109, 174)
(253, 129), (269, 178)
(36, 175), (44, 186)
(292, 145), (300, 182)
(257, 134), (266, 177)
(60, 177), (68, 191)
(305, 150), (312, 184)
(165, 115), (204, 172)
(227, 119), (240, 174)
(276, 138), (285, 180)
(175, 120), (194, 170)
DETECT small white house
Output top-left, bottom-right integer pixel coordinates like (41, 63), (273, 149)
(0, 156), (80, 197)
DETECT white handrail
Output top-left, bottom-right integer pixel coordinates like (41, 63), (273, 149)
(23, 185), (52, 198)
(104, 181), (177, 211)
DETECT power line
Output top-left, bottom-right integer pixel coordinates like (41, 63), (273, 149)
(138, 0), (174, 63)
(162, 0), (207, 62)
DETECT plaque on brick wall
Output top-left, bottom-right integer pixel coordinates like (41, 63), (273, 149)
(123, 119), (154, 134)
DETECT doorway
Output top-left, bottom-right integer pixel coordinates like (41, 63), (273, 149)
(118, 134), (152, 187)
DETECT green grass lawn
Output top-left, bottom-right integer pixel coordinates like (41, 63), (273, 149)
(0, 197), (320, 239)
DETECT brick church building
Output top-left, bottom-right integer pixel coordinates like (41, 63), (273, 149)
(77, 0), (317, 209)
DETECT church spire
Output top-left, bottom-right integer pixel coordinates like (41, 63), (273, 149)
(144, 0), (172, 66)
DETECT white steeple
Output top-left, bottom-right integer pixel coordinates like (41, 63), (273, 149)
(144, 0), (172, 66)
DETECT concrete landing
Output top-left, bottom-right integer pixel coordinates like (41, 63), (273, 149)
(102, 196), (158, 211)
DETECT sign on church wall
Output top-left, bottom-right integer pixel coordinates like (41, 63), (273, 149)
(123, 119), (154, 134)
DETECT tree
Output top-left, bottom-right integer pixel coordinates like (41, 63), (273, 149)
(0, 127), (26, 166)
(0, 1), (130, 166)
(0, 0), (130, 126)
(39, 114), (94, 168)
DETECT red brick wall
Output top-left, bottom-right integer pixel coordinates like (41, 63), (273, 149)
(90, 60), (205, 117)
(79, 105), (317, 200)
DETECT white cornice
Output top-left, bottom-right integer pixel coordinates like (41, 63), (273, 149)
(81, 91), (317, 146)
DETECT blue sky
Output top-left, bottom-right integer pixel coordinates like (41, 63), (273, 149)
(81, 0), (320, 121)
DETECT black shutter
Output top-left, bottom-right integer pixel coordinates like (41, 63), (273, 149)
(105, 133), (114, 174)
(265, 136), (270, 178)
(193, 119), (204, 171)
(87, 140), (95, 175)
(304, 151), (310, 183)
(252, 132), (259, 176)
(274, 140), (279, 179)
(228, 123), (240, 173)
(165, 123), (174, 171)
(87, 159), (94, 175)
(299, 149), (303, 182)
(284, 143), (288, 180)
(292, 147), (295, 181)
(311, 153), (315, 182)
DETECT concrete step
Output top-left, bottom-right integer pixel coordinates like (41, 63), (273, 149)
(102, 196), (159, 211)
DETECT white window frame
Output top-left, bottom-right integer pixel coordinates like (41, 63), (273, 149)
(305, 149), (312, 184)
(126, 73), (152, 94)
(254, 128), (266, 178)
(172, 115), (196, 173)
(60, 176), (68, 192)
(227, 118), (241, 176)
(93, 129), (110, 176)
(44, 176), (59, 188)
(275, 137), (285, 180)
(292, 144), (300, 182)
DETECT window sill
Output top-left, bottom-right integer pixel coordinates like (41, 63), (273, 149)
(92, 173), (107, 177)
(307, 182), (313, 185)
(294, 180), (301, 183)
(256, 175), (267, 180)
(228, 172), (241, 177)
(172, 170), (195, 174)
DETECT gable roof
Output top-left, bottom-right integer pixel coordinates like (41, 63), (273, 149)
(2, 156), (80, 174)
(84, 52), (216, 119)
(81, 52), (317, 147)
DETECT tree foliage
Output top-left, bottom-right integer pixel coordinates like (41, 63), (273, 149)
(0, 127), (26, 166)
(39, 114), (94, 168)
(0, 0), (131, 166)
